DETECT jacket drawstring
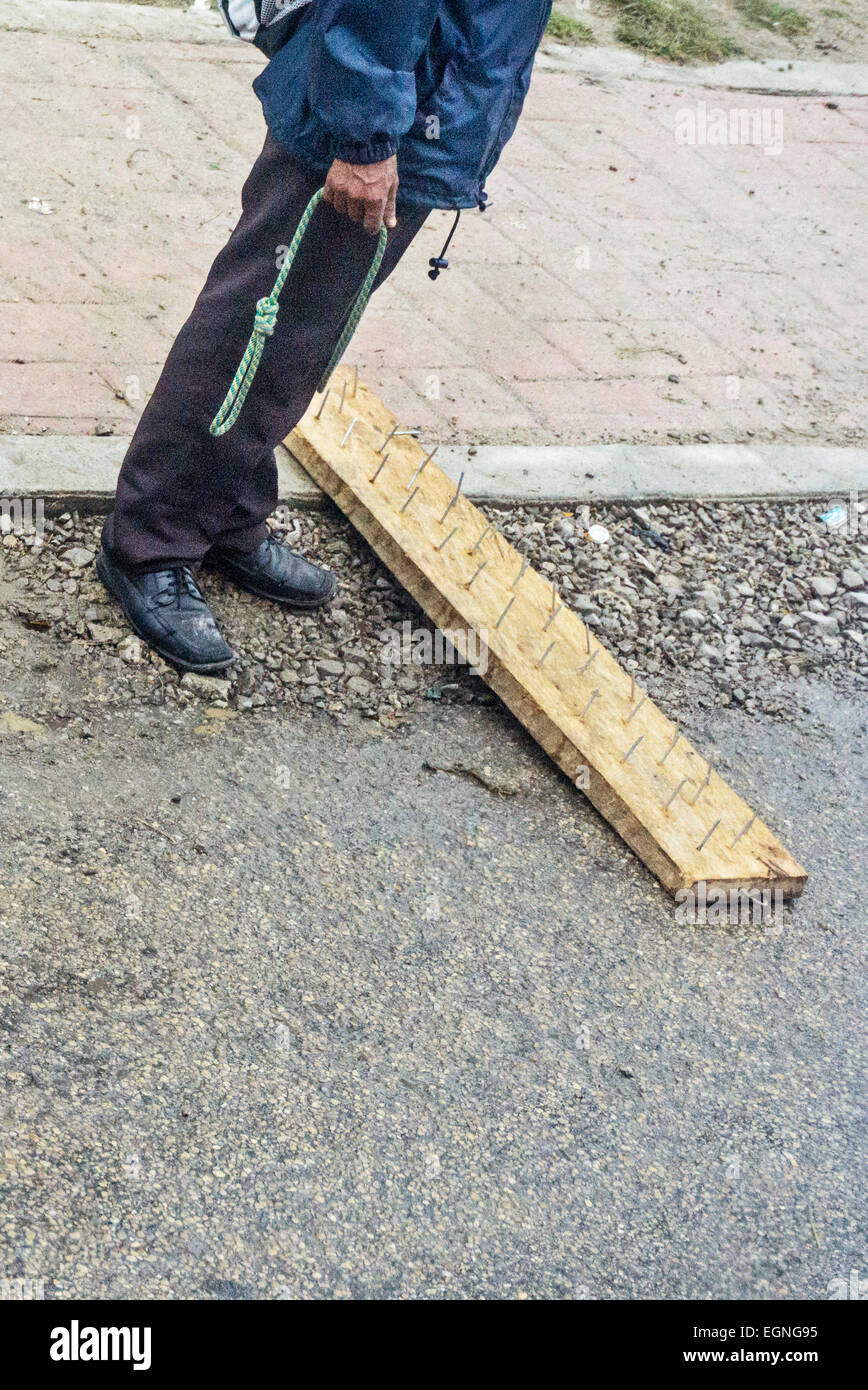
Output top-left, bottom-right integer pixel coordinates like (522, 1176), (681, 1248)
(427, 190), (489, 281)
(428, 209), (461, 280)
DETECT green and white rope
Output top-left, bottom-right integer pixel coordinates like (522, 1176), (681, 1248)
(209, 187), (388, 437)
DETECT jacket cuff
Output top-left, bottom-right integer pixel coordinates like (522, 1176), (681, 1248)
(331, 134), (398, 165)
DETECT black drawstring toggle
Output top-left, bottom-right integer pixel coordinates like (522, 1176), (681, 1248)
(428, 209), (462, 280)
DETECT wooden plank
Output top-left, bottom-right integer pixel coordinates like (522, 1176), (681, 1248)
(289, 368), (808, 900)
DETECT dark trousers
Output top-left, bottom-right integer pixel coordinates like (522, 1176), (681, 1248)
(103, 132), (430, 570)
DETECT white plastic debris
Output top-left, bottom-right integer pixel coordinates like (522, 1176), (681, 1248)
(27, 198), (53, 215)
(587, 523), (611, 545)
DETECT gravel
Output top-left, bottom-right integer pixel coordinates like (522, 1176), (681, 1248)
(1, 496), (866, 731)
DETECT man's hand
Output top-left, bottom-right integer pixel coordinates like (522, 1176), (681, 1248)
(324, 156), (399, 235)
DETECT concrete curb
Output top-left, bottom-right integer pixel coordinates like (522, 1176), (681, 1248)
(0, 438), (324, 511)
(2, 436), (865, 512)
(432, 443), (868, 504)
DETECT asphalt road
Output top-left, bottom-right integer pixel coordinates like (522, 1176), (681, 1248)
(0, 676), (865, 1299)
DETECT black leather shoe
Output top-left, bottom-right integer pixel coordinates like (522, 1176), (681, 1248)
(95, 549), (235, 674)
(207, 532), (337, 609)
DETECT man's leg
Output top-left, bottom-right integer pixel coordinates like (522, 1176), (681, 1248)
(102, 131), (429, 571)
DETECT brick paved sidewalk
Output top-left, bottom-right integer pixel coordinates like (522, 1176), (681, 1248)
(1, 1), (867, 448)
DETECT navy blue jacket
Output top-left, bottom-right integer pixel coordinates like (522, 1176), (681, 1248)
(254, 1), (553, 209)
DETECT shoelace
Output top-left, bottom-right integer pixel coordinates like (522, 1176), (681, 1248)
(155, 566), (204, 609)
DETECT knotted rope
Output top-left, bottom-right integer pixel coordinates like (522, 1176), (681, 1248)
(209, 187), (388, 437)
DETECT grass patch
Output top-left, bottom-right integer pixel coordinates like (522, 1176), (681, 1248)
(546, 12), (596, 44)
(605, 0), (740, 63)
(735, 0), (810, 36)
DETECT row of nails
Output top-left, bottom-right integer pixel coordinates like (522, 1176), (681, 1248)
(318, 378), (757, 858)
